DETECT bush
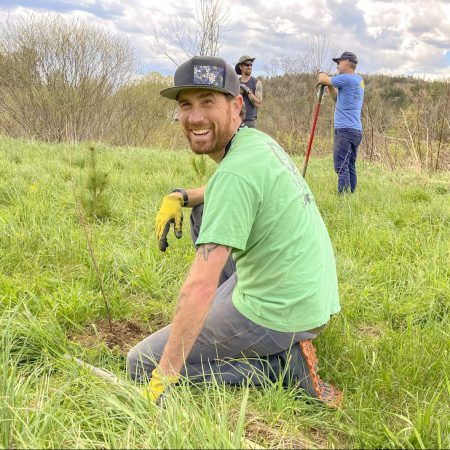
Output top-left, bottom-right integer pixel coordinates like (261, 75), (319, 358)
(0, 14), (135, 142)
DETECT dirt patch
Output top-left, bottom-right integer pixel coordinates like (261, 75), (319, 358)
(230, 409), (323, 449)
(244, 417), (311, 449)
(357, 324), (383, 339)
(70, 320), (149, 355)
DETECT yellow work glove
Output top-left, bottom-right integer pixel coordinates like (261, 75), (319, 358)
(155, 194), (184, 252)
(142, 368), (180, 405)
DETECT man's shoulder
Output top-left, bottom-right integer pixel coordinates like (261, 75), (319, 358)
(332, 73), (361, 87)
(234, 127), (270, 147)
(220, 129), (273, 171)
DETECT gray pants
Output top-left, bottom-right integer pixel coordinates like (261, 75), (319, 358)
(127, 205), (323, 389)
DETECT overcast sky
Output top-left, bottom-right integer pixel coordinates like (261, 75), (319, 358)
(0, 0), (449, 79)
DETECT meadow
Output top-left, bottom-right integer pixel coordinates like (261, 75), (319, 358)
(0, 136), (449, 449)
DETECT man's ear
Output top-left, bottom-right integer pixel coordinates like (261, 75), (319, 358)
(234, 95), (244, 116)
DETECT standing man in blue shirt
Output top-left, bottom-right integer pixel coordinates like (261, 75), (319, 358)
(318, 52), (365, 193)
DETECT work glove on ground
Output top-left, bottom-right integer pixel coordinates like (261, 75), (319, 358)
(142, 368), (180, 405)
(240, 83), (251, 94)
(155, 194), (183, 252)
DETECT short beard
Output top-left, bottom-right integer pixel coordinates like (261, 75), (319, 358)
(189, 109), (235, 155)
(190, 132), (231, 155)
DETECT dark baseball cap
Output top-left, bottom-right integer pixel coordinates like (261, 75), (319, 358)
(332, 51), (358, 64)
(160, 56), (240, 100)
(235, 55), (255, 75)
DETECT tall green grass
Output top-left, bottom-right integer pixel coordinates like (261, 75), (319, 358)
(0, 136), (449, 448)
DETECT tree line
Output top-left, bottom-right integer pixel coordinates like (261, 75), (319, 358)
(0, 14), (448, 171)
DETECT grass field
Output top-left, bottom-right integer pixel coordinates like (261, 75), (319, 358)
(1, 136), (449, 449)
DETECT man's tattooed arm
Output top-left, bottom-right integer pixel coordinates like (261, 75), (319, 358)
(197, 244), (231, 261)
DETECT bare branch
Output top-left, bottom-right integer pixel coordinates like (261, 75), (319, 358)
(152, 0), (232, 66)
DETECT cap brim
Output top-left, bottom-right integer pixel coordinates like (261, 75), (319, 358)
(332, 57), (357, 64)
(160, 85), (235, 100)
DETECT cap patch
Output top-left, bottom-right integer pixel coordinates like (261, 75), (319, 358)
(193, 64), (225, 87)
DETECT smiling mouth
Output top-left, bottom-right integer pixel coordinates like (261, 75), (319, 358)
(191, 129), (210, 136)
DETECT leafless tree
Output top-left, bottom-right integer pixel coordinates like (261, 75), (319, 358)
(260, 33), (337, 147)
(270, 34), (337, 75)
(0, 14), (135, 142)
(153, 0), (232, 66)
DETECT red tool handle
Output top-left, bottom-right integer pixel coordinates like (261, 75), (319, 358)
(302, 84), (325, 178)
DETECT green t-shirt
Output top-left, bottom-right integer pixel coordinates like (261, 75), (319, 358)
(196, 128), (340, 332)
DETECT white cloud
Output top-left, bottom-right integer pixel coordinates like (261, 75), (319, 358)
(0, 0), (448, 78)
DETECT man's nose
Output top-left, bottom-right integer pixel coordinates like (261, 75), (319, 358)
(187, 105), (206, 123)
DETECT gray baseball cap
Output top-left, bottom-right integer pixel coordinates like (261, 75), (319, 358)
(160, 56), (240, 100)
(332, 51), (358, 64)
(235, 55), (256, 75)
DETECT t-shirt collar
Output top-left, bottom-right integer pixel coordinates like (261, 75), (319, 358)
(223, 123), (246, 159)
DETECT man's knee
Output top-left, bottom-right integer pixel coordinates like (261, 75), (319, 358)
(126, 347), (142, 381)
(333, 154), (346, 174)
(334, 146), (351, 174)
(126, 346), (156, 382)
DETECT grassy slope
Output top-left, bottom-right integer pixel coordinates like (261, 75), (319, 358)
(0, 136), (449, 449)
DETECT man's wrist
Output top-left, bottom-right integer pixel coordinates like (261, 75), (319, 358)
(170, 188), (188, 206)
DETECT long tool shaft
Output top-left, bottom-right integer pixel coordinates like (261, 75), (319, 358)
(302, 84), (325, 178)
(64, 353), (127, 386)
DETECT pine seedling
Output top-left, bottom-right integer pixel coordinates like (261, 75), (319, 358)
(80, 146), (111, 220)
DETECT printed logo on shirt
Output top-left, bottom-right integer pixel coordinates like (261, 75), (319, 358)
(266, 141), (315, 207)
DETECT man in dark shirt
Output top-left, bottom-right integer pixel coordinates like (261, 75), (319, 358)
(235, 55), (263, 128)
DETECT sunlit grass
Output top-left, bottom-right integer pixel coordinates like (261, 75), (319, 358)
(0, 136), (449, 448)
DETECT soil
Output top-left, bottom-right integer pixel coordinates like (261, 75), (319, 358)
(230, 408), (326, 449)
(357, 324), (383, 339)
(70, 320), (149, 355)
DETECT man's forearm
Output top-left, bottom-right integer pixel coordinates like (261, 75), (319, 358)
(249, 81), (262, 107)
(158, 284), (214, 376)
(157, 244), (231, 377)
(318, 73), (337, 102)
(169, 185), (205, 207)
(185, 186), (205, 207)
(318, 72), (332, 86)
(328, 86), (338, 102)
(248, 92), (262, 107)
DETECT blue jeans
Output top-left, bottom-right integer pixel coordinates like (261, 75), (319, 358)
(333, 128), (363, 193)
(127, 205), (324, 388)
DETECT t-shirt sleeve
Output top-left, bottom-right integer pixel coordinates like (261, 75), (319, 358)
(331, 74), (350, 88)
(196, 171), (259, 251)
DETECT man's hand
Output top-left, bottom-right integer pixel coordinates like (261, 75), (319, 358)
(240, 83), (251, 94)
(155, 194), (183, 252)
(142, 368), (179, 405)
(318, 71), (332, 86)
